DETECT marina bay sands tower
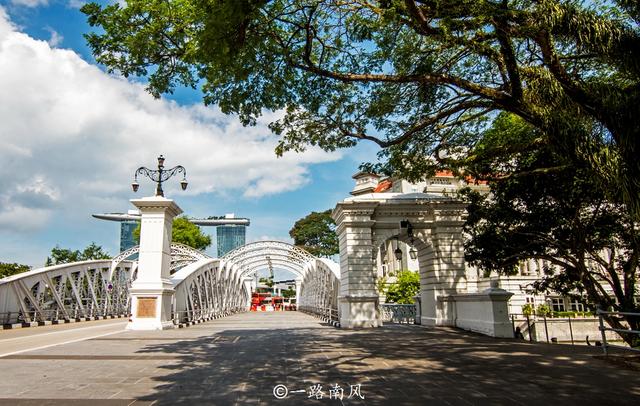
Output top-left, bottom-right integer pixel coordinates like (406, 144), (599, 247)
(92, 212), (250, 257)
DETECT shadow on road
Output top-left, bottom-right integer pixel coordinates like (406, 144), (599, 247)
(132, 321), (640, 405)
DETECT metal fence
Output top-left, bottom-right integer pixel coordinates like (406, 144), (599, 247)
(510, 313), (603, 344)
(298, 305), (339, 326)
(1, 306), (128, 326)
(597, 310), (640, 355)
(172, 306), (246, 326)
(381, 304), (416, 324)
(510, 311), (639, 351)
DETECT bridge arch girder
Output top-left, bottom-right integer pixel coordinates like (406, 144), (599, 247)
(231, 258), (307, 280)
(0, 259), (135, 324)
(0, 240), (341, 327)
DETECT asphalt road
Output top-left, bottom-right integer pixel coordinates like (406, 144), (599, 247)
(0, 319), (127, 357)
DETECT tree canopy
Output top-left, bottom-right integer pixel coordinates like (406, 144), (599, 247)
(134, 216), (212, 251)
(282, 287), (296, 298)
(45, 242), (111, 266)
(82, 0), (640, 220)
(289, 209), (339, 257)
(463, 113), (639, 345)
(0, 262), (31, 279)
(171, 217), (212, 250)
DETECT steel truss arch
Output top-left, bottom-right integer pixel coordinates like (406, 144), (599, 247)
(110, 243), (210, 277)
(171, 259), (249, 323)
(227, 257), (307, 280)
(0, 260), (135, 325)
(221, 240), (315, 264)
(172, 240), (340, 325)
(0, 240), (341, 327)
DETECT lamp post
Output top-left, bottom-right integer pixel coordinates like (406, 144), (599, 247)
(400, 219), (419, 260)
(132, 155), (188, 197)
(127, 155), (185, 330)
(394, 237), (403, 261)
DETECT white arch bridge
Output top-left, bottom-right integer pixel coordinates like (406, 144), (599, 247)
(0, 241), (340, 327)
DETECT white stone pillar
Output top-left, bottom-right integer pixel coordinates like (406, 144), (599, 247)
(127, 196), (182, 330)
(333, 202), (381, 328)
(420, 204), (468, 327)
(451, 287), (514, 337)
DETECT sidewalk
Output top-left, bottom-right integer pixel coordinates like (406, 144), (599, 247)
(0, 311), (638, 405)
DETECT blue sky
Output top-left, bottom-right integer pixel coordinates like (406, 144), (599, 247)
(0, 0), (379, 270)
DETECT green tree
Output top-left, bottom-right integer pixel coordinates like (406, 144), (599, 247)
(0, 262), (31, 279)
(385, 270), (420, 304)
(133, 216), (212, 250)
(289, 209), (338, 257)
(80, 242), (111, 261)
(82, 1), (640, 221)
(282, 288), (296, 298)
(463, 115), (639, 346)
(46, 242), (111, 266)
(521, 304), (534, 317)
(259, 277), (274, 288)
(171, 217), (212, 250)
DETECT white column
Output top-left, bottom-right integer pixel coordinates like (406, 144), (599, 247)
(420, 204), (468, 327)
(333, 203), (381, 328)
(127, 196), (182, 330)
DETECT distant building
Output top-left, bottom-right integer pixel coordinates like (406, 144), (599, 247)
(349, 171), (622, 342)
(119, 219), (138, 252)
(215, 214), (247, 257)
(351, 171), (489, 277)
(351, 170), (488, 198)
(94, 211), (250, 257)
(92, 210), (141, 252)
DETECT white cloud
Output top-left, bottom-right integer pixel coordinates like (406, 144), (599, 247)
(0, 8), (14, 39)
(10, 0), (48, 8)
(251, 235), (293, 243)
(44, 26), (62, 47)
(0, 206), (53, 232)
(0, 9), (341, 233)
(67, 0), (86, 9)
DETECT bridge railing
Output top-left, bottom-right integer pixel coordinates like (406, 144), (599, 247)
(298, 258), (340, 327)
(299, 305), (339, 325)
(171, 258), (249, 325)
(0, 260), (134, 325)
(381, 304), (416, 324)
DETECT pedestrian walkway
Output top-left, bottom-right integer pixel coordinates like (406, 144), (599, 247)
(0, 311), (638, 405)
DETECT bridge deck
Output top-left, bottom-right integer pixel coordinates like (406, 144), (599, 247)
(0, 311), (638, 405)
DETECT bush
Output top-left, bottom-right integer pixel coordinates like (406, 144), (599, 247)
(551, 311), (595, 318)
(376, 276), (388, 294)
(522, 304), (534, 316)
(536, 304), (552, 317)
(385, 270), (419, 304)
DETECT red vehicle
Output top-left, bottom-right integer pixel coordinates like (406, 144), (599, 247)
(250, 292), (286, 311)
(250, 292), (269, 311)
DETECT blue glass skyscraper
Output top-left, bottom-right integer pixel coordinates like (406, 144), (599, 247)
(120, 220), (138, 252)
(217, 225), (246, 257)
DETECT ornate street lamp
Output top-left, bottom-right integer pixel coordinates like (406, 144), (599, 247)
(394, 237), (403, 261)
(400, 219), (419, 260)
(131, 155), (188, 197)
(409, 246), (418, 260)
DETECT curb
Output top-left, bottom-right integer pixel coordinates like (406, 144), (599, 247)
(299, 309), (340, 328)
(177, 310), (242, 329)
(1, 314), (128, 330)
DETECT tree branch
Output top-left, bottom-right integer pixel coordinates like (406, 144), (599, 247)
(331, 100), (495, 148)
